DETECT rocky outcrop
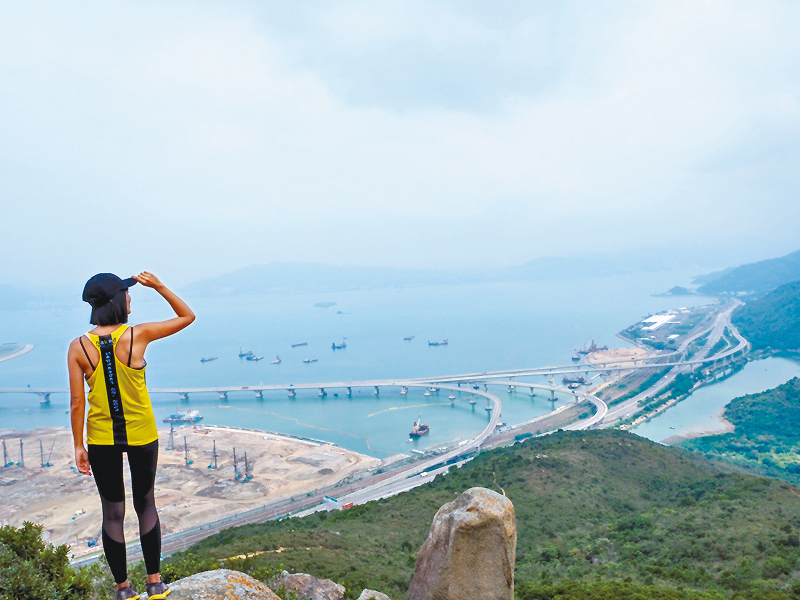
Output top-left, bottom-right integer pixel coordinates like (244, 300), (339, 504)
(164, 568), (280, 599)
(268, 570), (345, 600)
(405, 487), (516, 600)
(356, 591), (391, 600)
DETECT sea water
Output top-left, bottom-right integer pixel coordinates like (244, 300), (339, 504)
(0, 270), (733, 456)
(632, 356), (800, 445)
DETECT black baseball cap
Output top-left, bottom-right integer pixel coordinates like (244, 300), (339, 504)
(82, 273), (137, 308)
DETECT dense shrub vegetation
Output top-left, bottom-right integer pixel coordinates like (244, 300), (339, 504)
(682, 377), (800, 485)
(732, 281), (800, 351)
(179, 430), (800, 599)
(0, 522), (98, 600)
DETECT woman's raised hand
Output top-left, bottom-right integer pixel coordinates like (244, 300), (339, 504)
(134, 272), (164, 289)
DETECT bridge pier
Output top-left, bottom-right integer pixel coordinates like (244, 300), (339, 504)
(254, 390), (263, 399)
(550, 389), (556, 402)
(529, 387), (536, 397)
(507, 385), (514, 393)
(346, 386), (352, 396)
(38, 393), (50, 406)
(179, 392), (190, 401)
(374, 386), (379, 395)
(485, 398), (492, 413)
(219, 391), (228, 401)
(319, 388), (327, 397)
(400, 386), (407, 395)
(288, 389), (296, 398)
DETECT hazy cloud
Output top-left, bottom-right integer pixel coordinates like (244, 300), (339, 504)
(1, 1), (798, 286)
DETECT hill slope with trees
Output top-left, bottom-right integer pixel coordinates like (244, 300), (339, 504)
(168, 429), (800, 599)
(697, 249), (800, 296)
(732, 280), (800, 351)
(681, 377), (800, 485)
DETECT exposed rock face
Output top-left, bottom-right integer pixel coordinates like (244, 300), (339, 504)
(405, 487), (516, 600)
(357, 590), (391, 600)
(164, 569), (280, 599)
(268, 571), (345, 600)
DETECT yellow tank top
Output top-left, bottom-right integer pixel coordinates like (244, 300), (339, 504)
(85, 325), (158, 446)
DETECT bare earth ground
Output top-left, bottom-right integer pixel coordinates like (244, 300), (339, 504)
(0, 426), (380, 557)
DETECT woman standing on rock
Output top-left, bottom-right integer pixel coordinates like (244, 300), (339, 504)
(68, 272), (194, 600)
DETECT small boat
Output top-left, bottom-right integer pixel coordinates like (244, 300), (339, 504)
(163, 410), (203, 424)
(246, 355), (264, 361)
(292, 342), (308, 347)
(404, 336), (415, 341)
(571, 353), (581, 362)
(409, 414), (430, 438)
(238, 347), (254, 358)
(271, 356), (281, 364)
(303, 358), (318, 363)
(428, 339), (448, 346)
(200, 356), (218, 363)
(332, 339), (347, 350)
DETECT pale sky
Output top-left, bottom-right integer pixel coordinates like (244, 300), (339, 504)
(1, 1), (799, 287)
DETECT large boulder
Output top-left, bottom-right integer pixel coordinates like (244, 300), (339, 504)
(268, 571), (345, 600)
(405, 487), (516, 600)
(357, 591), (391, 600)
(163, 569), (280, 599)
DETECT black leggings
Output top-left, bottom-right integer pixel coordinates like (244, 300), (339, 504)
(88, 441), (161, 584)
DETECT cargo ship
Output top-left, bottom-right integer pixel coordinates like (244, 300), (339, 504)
(409, 414), (430, 438)
(163, 410), (203, 424)
(200, 356), (218, 363)
(428, 339), (448, 346)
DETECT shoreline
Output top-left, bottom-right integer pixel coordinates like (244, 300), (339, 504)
(660, 413), (735, 445)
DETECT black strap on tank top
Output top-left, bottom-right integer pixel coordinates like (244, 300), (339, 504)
(78, 337), (95, 371)
(128, 326), (134, 368)
(98, 334), (128, 445)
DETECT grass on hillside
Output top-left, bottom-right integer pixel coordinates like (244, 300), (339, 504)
(167, 429), (800, 599)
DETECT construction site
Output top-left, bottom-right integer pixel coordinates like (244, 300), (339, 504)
(0, 425), (380, 558)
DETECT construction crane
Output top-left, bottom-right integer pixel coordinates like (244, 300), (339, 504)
(208, 440), (218, 469)
(243, 452), (253, 481)
(40, 439), (55, 468)
(183, 436), (192, 466)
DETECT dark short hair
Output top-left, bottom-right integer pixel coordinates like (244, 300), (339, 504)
(90, 289), (128, 326)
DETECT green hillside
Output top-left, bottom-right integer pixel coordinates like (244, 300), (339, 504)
(681, 376), (800, 485)
(697, 249), (800, 296)
(167, 430), (800, 599)
(732, 281), (800, 351)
